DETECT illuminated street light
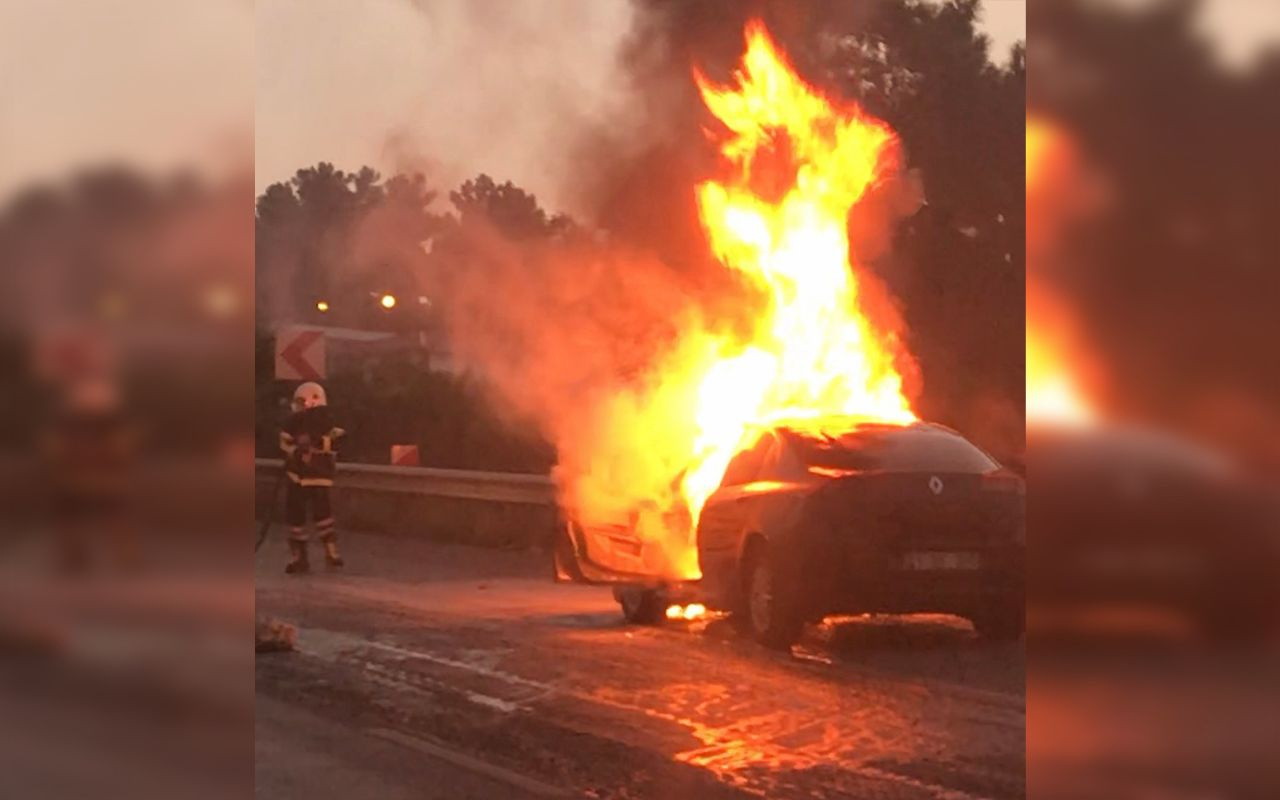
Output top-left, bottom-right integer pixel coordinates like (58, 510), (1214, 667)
(380, 293), (397, 310)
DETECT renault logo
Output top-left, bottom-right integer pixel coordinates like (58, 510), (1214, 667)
(928, 475), (944, 495)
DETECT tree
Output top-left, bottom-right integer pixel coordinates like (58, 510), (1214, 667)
(449, 174), (554, 240)
(253, 168), (567, 469)
(255, 164), (441, 329)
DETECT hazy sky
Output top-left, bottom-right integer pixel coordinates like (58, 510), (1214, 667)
(979, 0), (1027, 63)
(253, 0), (1026, 214)
(0, 0), (253, 197)
(255, 0), (636, 216)
(7, 0), (1279, 207)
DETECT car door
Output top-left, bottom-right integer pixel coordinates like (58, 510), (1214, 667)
(696, 432), (779, 603)
(555, 500), (692, 584)
(555, 476), (699, 585)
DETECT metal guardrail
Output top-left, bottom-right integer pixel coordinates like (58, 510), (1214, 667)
(255, 458), (555, 505)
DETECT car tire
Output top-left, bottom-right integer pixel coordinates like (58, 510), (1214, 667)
(970, 603), (1025, 642)
(615, 586), (664, 625)
(739, 542), (804, 650)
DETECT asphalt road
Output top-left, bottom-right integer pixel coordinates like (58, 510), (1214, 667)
(255, 529), (1025, 799)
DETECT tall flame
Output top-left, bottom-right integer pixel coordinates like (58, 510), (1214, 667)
(549, 22), (917, 581)
(679, 22), (916, 524)
(1026, 116), (1096, 425)
(1026, 286), (1095, 425)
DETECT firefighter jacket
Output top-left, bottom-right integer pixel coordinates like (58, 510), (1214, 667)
(279, 406), (343, 486)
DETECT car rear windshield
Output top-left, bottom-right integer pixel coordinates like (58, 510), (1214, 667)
(793, 426), (999, 474)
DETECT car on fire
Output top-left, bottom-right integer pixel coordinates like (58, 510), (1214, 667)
(555, 419), (1025, 649)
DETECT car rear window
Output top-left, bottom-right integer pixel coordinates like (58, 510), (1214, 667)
(792, 426), (999, 474)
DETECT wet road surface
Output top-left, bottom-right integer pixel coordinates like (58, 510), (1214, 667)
(256, 529), (1025, 799)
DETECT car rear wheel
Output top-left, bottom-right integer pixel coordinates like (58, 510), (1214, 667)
(738, 543), (804, 650)
(615, 586), (664, 625)
(969, 602), (1025, 642)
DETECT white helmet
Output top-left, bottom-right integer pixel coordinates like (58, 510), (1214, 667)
(293, 381), (327, 410)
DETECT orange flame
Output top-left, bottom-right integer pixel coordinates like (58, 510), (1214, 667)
(1026, 116), (1096, 425)
(1026, 286), (1095, 425)
(680, 22), (916, 521)
(556, 23), (917, 581)
(666, 603), (707, 621)
(1025, 117), (1055, 195)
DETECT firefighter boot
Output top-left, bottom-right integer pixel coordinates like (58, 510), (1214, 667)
(316, 517), (343, 568)
(322, 537), (344, 568)
(285, 539), (310, 574)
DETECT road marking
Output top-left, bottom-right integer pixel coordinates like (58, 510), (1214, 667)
(297, 631), (565, 714)
(358, 659), (527, 715)
(363, 640), (554, 691)
(859, 765), (998, 800)
(463, 691), (521, 713)
(369, 727), (573, 798)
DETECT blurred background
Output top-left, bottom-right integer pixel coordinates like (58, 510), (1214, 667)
(1026, 1), (1280, 798)
(0, 2), (252, 798)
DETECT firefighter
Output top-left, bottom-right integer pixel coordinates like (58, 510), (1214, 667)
(279, 381), (344, 573)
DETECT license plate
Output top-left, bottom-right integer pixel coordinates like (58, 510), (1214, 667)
(902, 551), (981, 570)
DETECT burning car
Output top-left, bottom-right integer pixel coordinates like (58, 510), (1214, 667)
(538, 24), (1029, 650)
(557, 418), (1025, 649)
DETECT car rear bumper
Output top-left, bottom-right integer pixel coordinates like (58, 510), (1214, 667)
(809, 545), (1024, 617)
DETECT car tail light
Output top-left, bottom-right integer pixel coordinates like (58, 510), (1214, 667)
(808, 466), (858, 479)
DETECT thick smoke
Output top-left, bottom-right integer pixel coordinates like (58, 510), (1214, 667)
(256, 0), (640, 218)
(426, 221), (725, 537)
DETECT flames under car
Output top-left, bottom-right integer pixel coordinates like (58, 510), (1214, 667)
(556, 419), (1026, 649)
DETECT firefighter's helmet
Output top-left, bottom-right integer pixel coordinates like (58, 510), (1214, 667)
(292, 381), (327, 410)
